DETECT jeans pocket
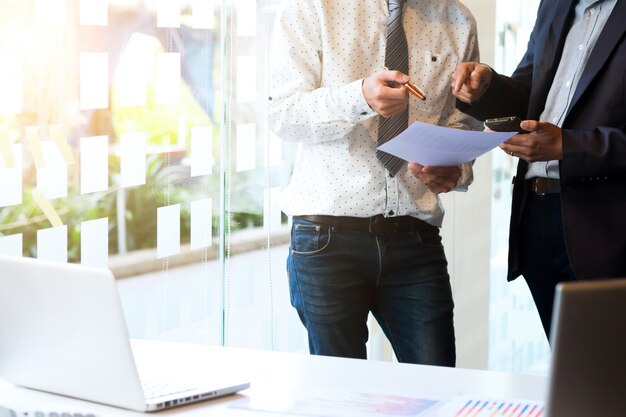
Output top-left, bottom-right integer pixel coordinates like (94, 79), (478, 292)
(419, 228), (442, 247)
(291, 221), (332, 255)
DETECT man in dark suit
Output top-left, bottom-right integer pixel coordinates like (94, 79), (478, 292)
(450, 0), (626, 337)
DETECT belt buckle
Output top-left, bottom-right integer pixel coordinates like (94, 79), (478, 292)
(532, 178), (558, 195)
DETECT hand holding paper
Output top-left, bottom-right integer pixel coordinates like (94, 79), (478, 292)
(376, 121), (517, 166)
(408, 163), (462, 194)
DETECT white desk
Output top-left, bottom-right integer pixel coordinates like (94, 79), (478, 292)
(0, 340), (546, 416)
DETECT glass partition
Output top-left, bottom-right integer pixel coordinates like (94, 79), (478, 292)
(1, 0), (553, 369)
(0, 0), (305, 352)
(489, 0), (550, 375)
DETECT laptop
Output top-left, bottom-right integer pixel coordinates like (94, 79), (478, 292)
(544, 278), (626, 417)
(0, 255), (250, 412)
(428, 278), (626, 417)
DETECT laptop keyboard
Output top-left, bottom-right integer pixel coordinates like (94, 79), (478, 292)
(141, 381), (197, 400)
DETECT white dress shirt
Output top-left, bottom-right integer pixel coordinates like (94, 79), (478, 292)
(269, 0), (482, 226)
(525, 0), (617, 179)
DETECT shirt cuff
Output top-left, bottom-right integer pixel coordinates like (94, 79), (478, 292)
(452, 162), (474, 191)
(337, 78), (377, 122)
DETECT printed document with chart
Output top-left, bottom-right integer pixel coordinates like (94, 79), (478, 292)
(229, 390), (545, 417)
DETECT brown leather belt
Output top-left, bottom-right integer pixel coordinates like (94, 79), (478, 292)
(294, 214), (436, 235)
(529, 177), (561, 195)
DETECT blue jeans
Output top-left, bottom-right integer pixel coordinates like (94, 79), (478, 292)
(287, 218), (455, 366)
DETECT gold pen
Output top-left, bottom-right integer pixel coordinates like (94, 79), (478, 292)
(384, 67), (427, 101)
(405, 82), (426, 101)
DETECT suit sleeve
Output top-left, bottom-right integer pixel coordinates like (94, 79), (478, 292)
(561, 126), (626, 186)
(455, 69), (531, 122)
(455, 1), (555, 120)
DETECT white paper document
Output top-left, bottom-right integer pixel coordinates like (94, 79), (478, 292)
(377, 121), (517, 166)
(230, 391), (544, 417)
(231, 391), (442, 417)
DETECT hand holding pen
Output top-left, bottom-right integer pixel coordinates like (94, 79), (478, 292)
(362, 68), (426, 118)
(385, 67), (426, 101)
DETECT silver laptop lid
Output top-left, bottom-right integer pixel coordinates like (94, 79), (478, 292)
(545, 279), (626, 417)
(0, 255), (147, 411)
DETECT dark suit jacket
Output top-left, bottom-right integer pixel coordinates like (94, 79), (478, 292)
(458, 0), (626, 280)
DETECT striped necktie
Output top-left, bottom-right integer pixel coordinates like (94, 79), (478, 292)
(376, 0), (408, 177)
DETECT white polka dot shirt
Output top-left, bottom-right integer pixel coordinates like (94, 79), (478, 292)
(269, 0), (482, 226)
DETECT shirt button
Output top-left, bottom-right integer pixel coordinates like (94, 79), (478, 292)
(578, 44), (584, 51)
(388, 210), (395, 216)
(565, 81), (571, 87)
(589, 8), (595, 15)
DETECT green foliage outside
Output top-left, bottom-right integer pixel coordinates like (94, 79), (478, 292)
(0, 33), (277, 261)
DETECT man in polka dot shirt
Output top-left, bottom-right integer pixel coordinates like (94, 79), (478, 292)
(269, 0), (481, 365)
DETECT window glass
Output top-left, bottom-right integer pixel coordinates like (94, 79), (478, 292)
(2, 0), (553, 369)
(0, 0), (305, 350)
(490, 0), (550, 375)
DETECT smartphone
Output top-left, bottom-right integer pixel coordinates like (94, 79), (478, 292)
(484, 116), (527, 133)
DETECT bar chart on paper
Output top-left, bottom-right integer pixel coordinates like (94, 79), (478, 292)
(231, 392), (546, 417)
(441, 398), (545, 417)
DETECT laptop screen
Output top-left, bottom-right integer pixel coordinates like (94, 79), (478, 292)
(0, 255), (249, 412)
(545, 279), (626, 417)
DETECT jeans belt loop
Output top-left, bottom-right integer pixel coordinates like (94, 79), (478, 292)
(368, 216), (378, 234)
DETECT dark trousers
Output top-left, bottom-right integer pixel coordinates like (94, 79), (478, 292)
(286, 218), (456, 366)
(519, 191), (576, 340)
